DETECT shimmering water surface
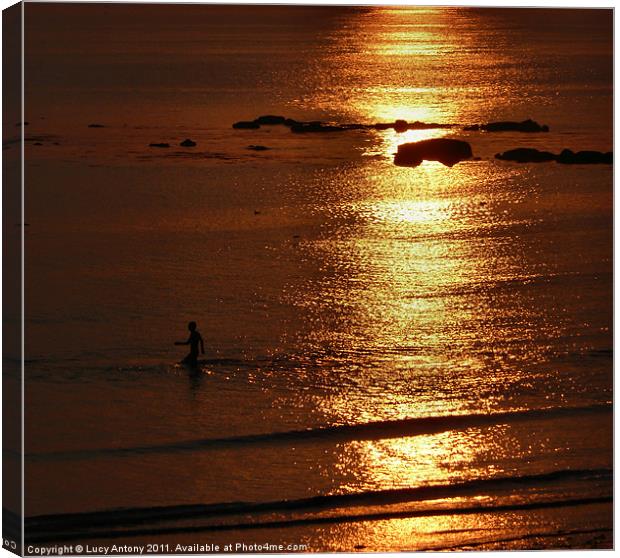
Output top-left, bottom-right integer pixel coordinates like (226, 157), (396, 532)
(14, 5), (612, 551)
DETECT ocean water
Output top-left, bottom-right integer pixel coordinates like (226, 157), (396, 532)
(12, 5), (613, 551)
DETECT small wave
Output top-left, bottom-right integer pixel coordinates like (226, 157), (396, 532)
(27, 403), (611, 461)
(25, 356), (258, 383)
(136, 151), (238, 161)
(198, 357), (253, 367)
(405, 270), (597, 301)
(23, 468), (611, 543)
(417, 527), (613, 551)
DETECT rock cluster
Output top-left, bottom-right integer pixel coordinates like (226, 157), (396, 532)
(232, 115), (454, 133)
(494, 148), (556, 162)
(496, 148), (612, 164)
(465, 119), (549, 133)
(233, 115), (549, 134)
(557, 149), (612, 164)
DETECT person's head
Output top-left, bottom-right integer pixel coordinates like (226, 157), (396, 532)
(188, 321), (197, 331)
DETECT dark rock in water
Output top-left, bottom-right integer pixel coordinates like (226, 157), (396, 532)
(291, 122), (346, 133)
(495, 148), (556, 163)
(33, 142), (43, 146)
(465, 119), (549, 133)
(88, 123), (105, 128)
(233, 121), (260, 129)
(16, 122), (29, 126)
(180, 139), (197, 147)
(394, 138), (473, 167)
(393, 119), (409, 133)
(284, 118), (301, 127)
(246, 145), (270, 151)
(557, 149), (612, 165)
(149, 142), (170, 148)
(254, 115), (286, 125)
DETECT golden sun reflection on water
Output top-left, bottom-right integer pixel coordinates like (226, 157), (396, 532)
(304, 8), (476, 131)
(364, 197), (453, 227)
(337, 432), (479, 491)
(296, 159), (516, 426)
(311, 426), (540, 551)
(316, 509), (518, 552)
(364, 102), (446, 125)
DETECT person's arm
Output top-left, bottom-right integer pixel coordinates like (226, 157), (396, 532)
(200, 335), (205, 354)
(174, 335), (191, 346)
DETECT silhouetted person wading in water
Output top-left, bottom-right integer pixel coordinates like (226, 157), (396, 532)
(175, 321), (205, 366)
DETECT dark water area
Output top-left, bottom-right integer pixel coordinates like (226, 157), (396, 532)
(12, 4), (612, 551)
